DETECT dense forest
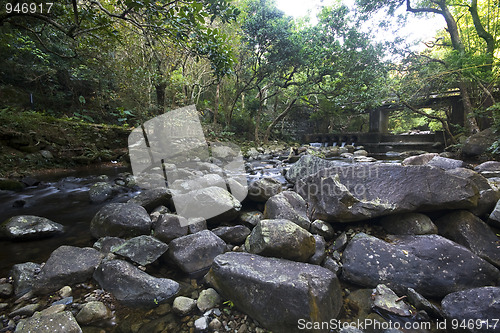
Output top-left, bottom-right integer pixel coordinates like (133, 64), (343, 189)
(0, 0), (499, 146)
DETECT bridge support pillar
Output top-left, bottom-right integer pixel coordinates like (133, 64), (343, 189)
(369, 108), (389, 133)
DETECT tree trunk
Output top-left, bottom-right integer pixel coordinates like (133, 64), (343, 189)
(263, 98), (297, 144)
(155, 83), (166, 112)
(214, 82), (220, 125)
(469, 0), (495, 73)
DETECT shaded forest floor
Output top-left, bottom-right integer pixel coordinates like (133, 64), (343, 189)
(0, 108), (131, 178)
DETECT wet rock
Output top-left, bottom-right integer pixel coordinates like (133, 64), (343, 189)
(297, 164), (479, 223)
(341, 233), (500, 298)
(93, 259), (179, 307)
(174, 186), (242, 224)
(322, 257), (341, 275)
(127, 187), (173, 213)
(196, 288), (220, 312)
(247, 177), (282, 202)
(75, 301), (111, 325)
(475, 161), (500, 173)
(441, 286), (500, 332)
(93, 236), (125, 253)
(188, 217), (207, 234)
(10, 262), (41, 296)
(245, 219), (315, 262)
(0, 178), (25, 191)
(310, 220), (335, 240)
(90, 203), (152, 239)
(88, 182), (114, 203)
(264, 191), (311, 230)
(462, 128), (496, 156)
(212, 225), (251, 245)
(194, 316), (209, 332)
(380, 213), (438, 235)
(0, 283), (12, 297)
(344, 288), (373, 321)
(446, 168), (500, 217)
(285, 155), (350, 183)
(167, 230), (226, 274)
(330, 232), (348, 252)
(435, 210), (500, 268)
(35, 246), (103, 294)
(427, 156), (466, 170)
(406, 288), (443, 318)
(372, 284), (412, 317)
(309, 235), (326, 265)
(206, 252), (342, 333)
(354, 149), (368, 156)
(10, 303), (40, 317)
(238, 211), (263, 228)
(153, 213), (188, 243)
(0, 215), (64, 240)
(488, 199), (500, 228)
(111, 235), (168, 266)
(15, 311), (82, 333)
(172, 296), (197, 315)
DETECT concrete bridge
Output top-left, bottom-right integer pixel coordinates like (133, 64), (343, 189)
(303, 90), (463, 153)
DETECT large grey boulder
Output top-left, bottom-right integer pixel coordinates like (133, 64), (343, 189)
(435, 210), (500, 268)
(35, 246), (103, 294)
(341, 233), (500, 298)
(206, 252), (342, 333)
(90, 203), (152, 239)
(110, 235), (168, 266)
(93, 259), (179, 307)
(247, 177), (282, 202)
(446, 168), (500, 217)
(441, 287), (500, 333)
(245, 219), (316, 262)
(15, 311), (82, 333)
(462, 128), (496, 156)
(0, 215), (64, 240)
(379, 213), (438, 235)
(167, 230), (226, 274)
(264, 191), (311, 230)
(153, 213), (188, 243)
(296, 164), (479, 223)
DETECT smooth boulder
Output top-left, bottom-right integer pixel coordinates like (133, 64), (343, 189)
(245, 219), (316, 262)
(153, 213), (188, 243)
(35, 246), (103, 294)
(379, 213), (437, 235)
(0, 215), (64, 240)
(206, 252), (342, 333)
(247, 177), (282, 202)
(296, 164), (479, 222)
(110, 235), (168, 266)
(435, 210), (500, 268)
(441, 287), (500, 333)
(341, 233), (500, 298)
(264, 191), (311, 230)
(167, 230), (226, 274)
(93, 259), (179, 307)
(90, 203), (152, 239)
(15, 311), (82, 333)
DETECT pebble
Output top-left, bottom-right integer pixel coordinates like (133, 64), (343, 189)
(197, 288), (220, 312)
(58, 286), (72, 298)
